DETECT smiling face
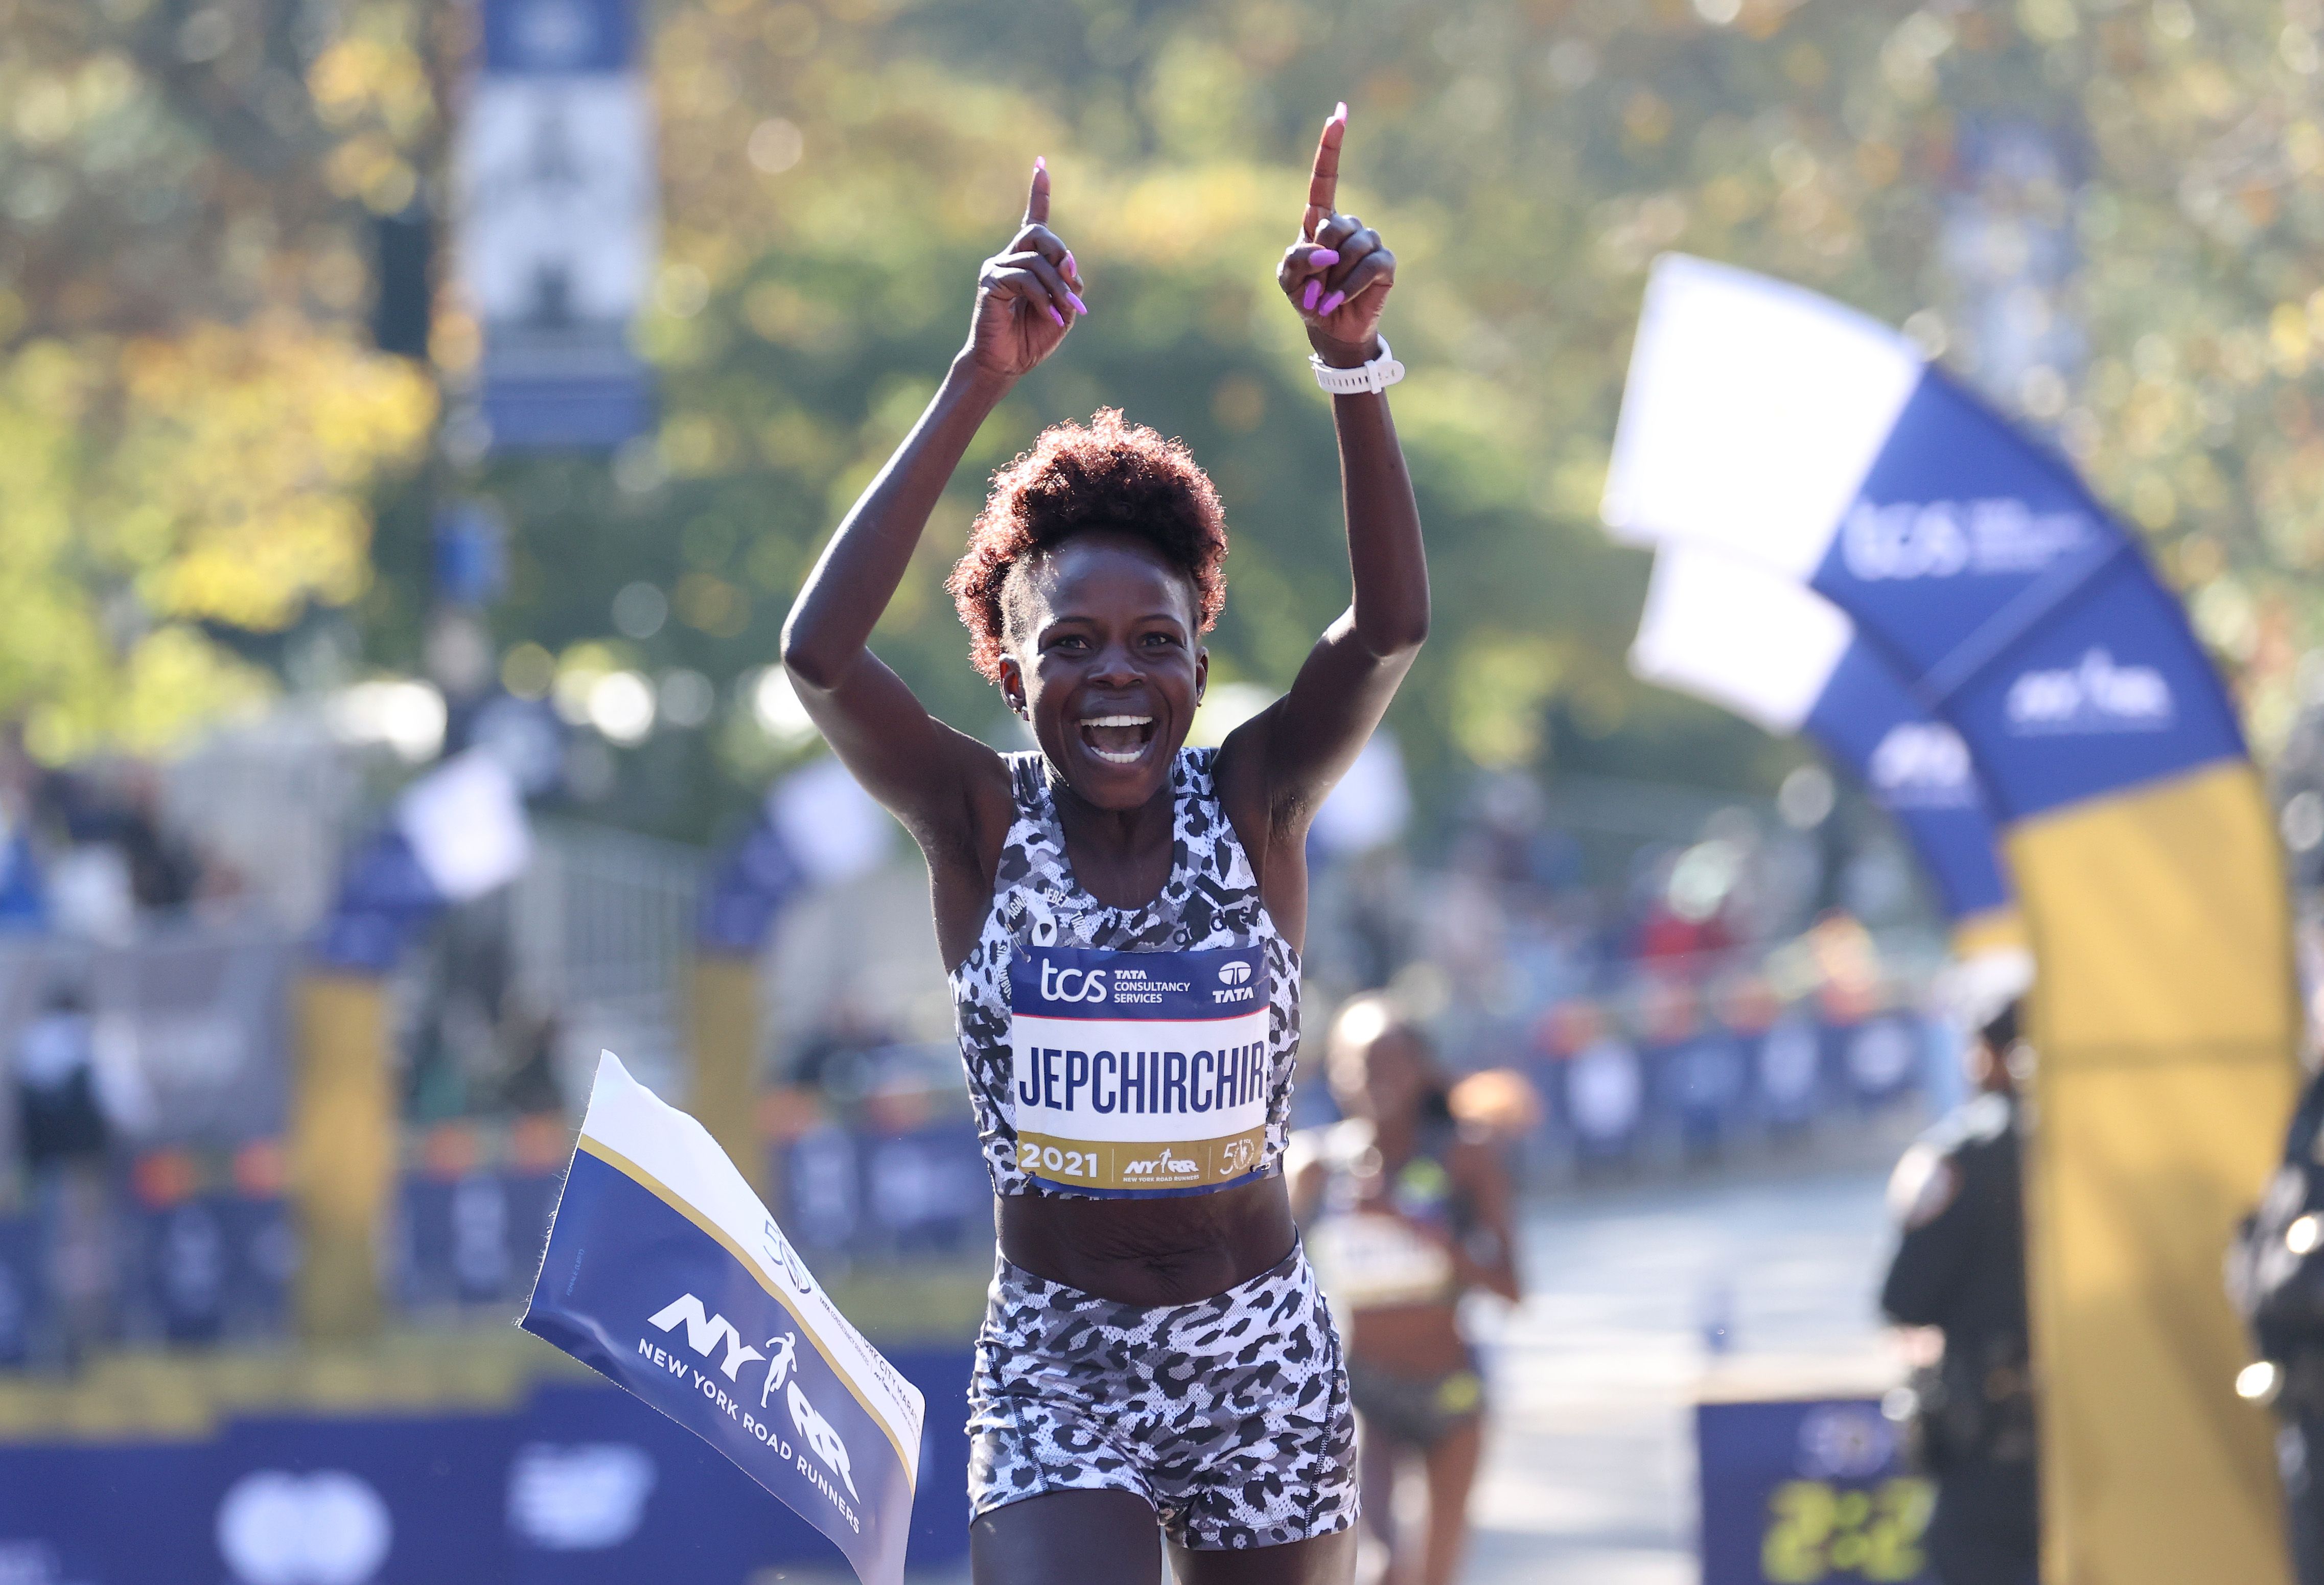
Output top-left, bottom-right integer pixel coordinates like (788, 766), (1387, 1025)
(996, 530), (1208, 809)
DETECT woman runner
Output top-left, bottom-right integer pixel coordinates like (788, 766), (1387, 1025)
(1293, 996), (1521, 1585)
(780, 107), (1426, 1585)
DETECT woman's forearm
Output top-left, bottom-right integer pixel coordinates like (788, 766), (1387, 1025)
(1329, 387), (1430, 660)
(781, 354), (1013, 689)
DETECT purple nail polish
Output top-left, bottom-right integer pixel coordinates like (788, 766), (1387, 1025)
(1063, 251), (1077, 277)
(1035, 155), (1047, 172)
(1067, 292), (1089, 315)
(1048, 304), (1066, 327)
(1309, 248), (1340, 267)
(1302, 278), (1321, 312)
(1333, 102), (1348, 122)
(1319, 290), (1345, 316)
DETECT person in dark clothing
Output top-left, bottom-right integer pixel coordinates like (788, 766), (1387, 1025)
(1881, 1000), (2039, 1585)
(2228, 1060), (2324, 1584)
(13, 982), (115, 1364)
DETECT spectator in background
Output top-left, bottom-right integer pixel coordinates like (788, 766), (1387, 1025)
(1294, 995), (1522, 1585)
(1881, 1000), (2038, 1585)
(16, 984), (102, 1166)
(13, 983), (112, 1364)
(788, 998), (898, 1093)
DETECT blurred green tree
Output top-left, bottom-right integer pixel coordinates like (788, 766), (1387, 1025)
(0, 0), (434, 757)
(19, 0), (2314, 832)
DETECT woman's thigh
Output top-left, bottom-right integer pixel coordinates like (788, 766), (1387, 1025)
(970, 1488), (1162, 1585)
(1170, 1524), (1358, 1585)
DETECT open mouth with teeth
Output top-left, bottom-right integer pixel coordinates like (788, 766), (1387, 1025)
(1079, 713), (1157, 766)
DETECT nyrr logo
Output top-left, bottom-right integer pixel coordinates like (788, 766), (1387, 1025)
(1122, 1147), (1201, 1179)
(647, 1293), (765, 1380)
(2004, 648), (2174, 734)
(1039, 962), (1109, 1004)
(787, 1380), (859, 1499)
(1867, 723), (1975, 809)
(645, 1293), (861, 1524)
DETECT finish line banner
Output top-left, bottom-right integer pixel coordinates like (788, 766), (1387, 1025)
(1602, 252), (2294, 1585)
(522, 1055), (925, 1585)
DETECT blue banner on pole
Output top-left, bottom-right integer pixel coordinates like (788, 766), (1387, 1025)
(457, 0), (657, 451)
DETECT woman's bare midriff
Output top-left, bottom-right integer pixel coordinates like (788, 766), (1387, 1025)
(998, 1173), (1299, 1307)
(1345, 1301), (1472, 1376)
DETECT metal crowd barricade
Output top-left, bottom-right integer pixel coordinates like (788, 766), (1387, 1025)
(507, 818), (703, 1097)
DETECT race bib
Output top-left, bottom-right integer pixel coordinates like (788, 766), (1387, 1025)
(1009, 943), (1270, 1195)
(1309, 1211), (1456, 1311)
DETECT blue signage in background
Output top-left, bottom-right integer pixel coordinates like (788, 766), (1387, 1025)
(455, 0), (657, 450)
(0, 1366), (974, 1585)
(434, 500), (508, 607)
(1698, 1397), (1934, 1585)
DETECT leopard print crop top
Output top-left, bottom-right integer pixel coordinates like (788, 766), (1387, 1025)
(946, 748), (1302, 1198)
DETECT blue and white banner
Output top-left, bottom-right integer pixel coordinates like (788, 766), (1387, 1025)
(521, 1055), (925, 1585)
(1603, 253), (2243, 822)
(455, 0), (657, 450)
(1630, 547), (2014, 927)
(318, 750), (534, 970)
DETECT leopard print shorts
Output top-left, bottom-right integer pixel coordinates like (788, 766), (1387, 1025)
(966, 1242), (1360, 1550)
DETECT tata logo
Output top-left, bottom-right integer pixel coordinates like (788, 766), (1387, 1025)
(2005, 649), (2173, 734)
(1040, 962), (1109, 1004)
(1123, 1147), (1201, 1179)
(1218, 960), (1252, 986)
(648, 1293), (765, 1380)
(1841, 498), (2094, 581)
(1867, 723), (1974, 808)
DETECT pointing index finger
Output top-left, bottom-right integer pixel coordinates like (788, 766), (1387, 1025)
(1025, 155), (1051, 227)
(1304, 103), (1347, 240)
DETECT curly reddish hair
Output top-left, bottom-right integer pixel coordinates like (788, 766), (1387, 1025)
(948, 409), (1228, 682)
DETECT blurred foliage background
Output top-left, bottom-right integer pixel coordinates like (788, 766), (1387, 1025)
(4, 0), (2321, 843)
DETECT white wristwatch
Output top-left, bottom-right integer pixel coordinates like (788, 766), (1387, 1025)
(1309, 335), (1405, 396)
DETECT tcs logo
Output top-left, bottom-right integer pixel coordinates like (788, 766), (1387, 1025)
(1040, 962), (1109, 1004)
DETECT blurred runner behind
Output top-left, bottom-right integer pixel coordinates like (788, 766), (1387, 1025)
(1293, 995), (1523, 1585)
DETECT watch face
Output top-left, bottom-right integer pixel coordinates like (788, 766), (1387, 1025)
(456, 77), (657, 327)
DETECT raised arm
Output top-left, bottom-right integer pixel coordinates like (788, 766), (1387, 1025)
(1225, 107), (1428, 836)
(780, 161), (1087, 850)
